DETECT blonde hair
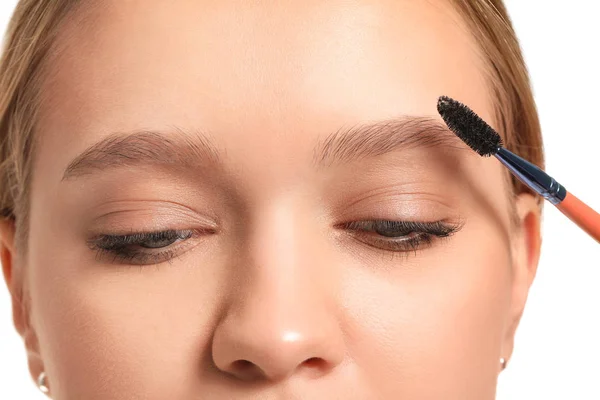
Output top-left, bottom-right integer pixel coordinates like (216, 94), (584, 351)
(0, 0), (84, 254)
(451, 0), (544, 199)
(0, 0), (544, 254)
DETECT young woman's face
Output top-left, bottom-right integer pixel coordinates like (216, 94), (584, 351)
(5, 0), (540, 398)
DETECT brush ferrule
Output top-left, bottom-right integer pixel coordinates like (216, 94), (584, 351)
(495, 147), (567, 205)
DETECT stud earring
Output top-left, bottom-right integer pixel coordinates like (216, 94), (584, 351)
(500, 357), (507, 370)
(37, 371), (50, 394)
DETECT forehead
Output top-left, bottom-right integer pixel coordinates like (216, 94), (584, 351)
(39, 0), (491, 125)
(35, 0), (494, 175)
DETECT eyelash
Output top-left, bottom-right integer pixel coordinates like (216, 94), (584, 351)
(87, 220), (461, 266)
(340, 220), (461, 258)
(87, 229), (205, 266)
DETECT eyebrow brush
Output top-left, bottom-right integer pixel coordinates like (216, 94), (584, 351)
(436, 95), (600, 243)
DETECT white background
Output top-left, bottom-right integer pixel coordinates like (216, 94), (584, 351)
(0, 1), (599, 398)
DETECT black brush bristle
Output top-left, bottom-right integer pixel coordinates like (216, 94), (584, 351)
(436, 95), (503, 157)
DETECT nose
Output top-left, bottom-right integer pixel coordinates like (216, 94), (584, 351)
(211, 206), (346, 383)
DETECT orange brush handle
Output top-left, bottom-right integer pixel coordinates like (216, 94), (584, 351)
(555, 192), (600, 243)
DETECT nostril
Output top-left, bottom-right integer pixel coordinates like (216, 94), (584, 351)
(228, 359), (264, 380)
(303, 357), (323, 367)
(231, 359), (254, 370)
(301, 357), (330, 377)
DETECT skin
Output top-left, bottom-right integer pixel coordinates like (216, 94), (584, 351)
(0, 0), (542, 398)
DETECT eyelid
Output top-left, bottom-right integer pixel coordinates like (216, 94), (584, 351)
(85, 200), (221, 234)
(329, 189), (463, 222)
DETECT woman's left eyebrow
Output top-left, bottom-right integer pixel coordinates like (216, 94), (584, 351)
(61, 116), (465, 182)
(313, 115), (465, 167)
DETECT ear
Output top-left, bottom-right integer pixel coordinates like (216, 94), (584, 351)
(501, 193), (543, 364)
(0, 218), (46, 388)
(0, 217), (24, 334)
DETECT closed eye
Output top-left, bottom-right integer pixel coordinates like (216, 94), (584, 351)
(340, 219), (462, 254)
(86, 228), (212, 266)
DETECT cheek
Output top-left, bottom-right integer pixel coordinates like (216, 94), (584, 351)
(341, 221), (512, 397)
(26, 230), (228, 398)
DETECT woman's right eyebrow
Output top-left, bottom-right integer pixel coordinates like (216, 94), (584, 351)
(61, 127), (220, 181)
(60, 116), (466, 182)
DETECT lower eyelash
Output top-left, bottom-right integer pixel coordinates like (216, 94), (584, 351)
(100, 247), (177, 266)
